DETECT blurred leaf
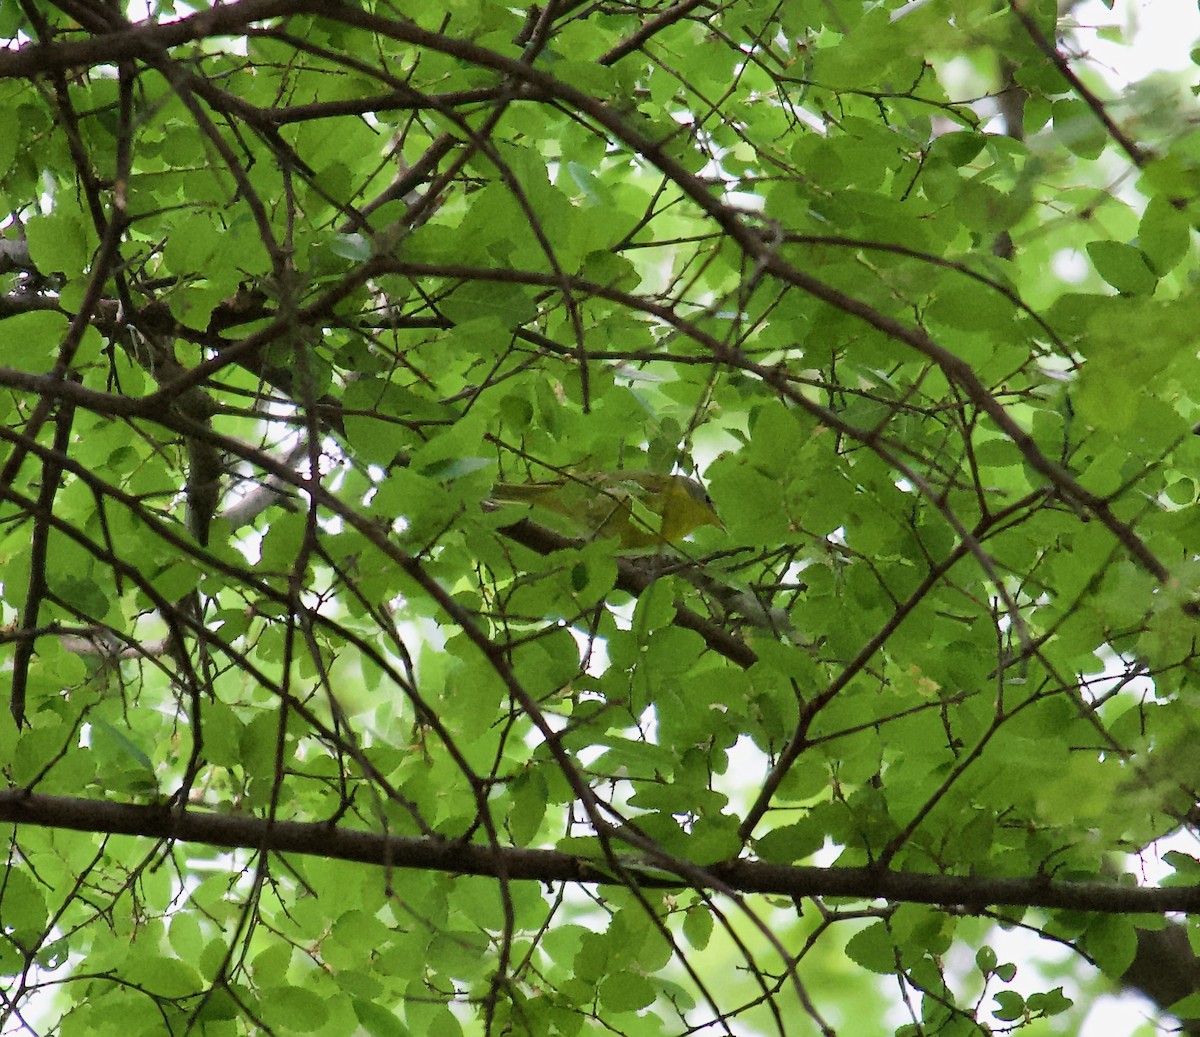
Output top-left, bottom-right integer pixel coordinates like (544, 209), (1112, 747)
(1086, 240), (1158, 294)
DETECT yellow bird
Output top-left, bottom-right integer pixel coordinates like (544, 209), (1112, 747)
(492, 470), (722, 550)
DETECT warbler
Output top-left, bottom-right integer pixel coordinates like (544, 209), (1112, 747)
(492, 470), (722, 550)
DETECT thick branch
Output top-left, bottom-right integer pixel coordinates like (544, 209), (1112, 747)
(3, 790), (1198, 915)
(0, 0), (325, 78)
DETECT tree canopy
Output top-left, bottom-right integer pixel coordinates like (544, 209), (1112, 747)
(2, 0), (1200, 1034)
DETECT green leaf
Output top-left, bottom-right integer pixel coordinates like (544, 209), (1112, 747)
(259, 986), (331, 1033)
(416, 1003), (465, 1037)
(755, 822), (825, 864)
(88, 719), (157, 793)
(1165, 851), (1200, 885)
(26, 206), (90, 275)
(353, 998), (412, 1037)
(1026, 987), (1072, 1016)
(1086, 240), (1158, 294)
(0, 310), (68, 371)
(507, 769), (548, 846)
(682, 903), (714, 951)
(598, 972), (656, 1012)
(330, 232), (373, 261)
(1139, 194), (1191, 275)
(134, 956), (203, 998)
(844, 922), (896, 975)
(0, 867), (48, 941)
(992, 989), (1026, 1022)
(1083, 915), (1138, 978)
(1171, 991), (1200, 1018)
(1052, 98), (1108, 159)
(929, 131), (986, 167)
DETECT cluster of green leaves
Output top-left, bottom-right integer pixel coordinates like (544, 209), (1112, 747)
(1, 0), (1199, 1034)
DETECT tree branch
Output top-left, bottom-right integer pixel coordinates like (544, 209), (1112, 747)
(2, 790), (1197, 915)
